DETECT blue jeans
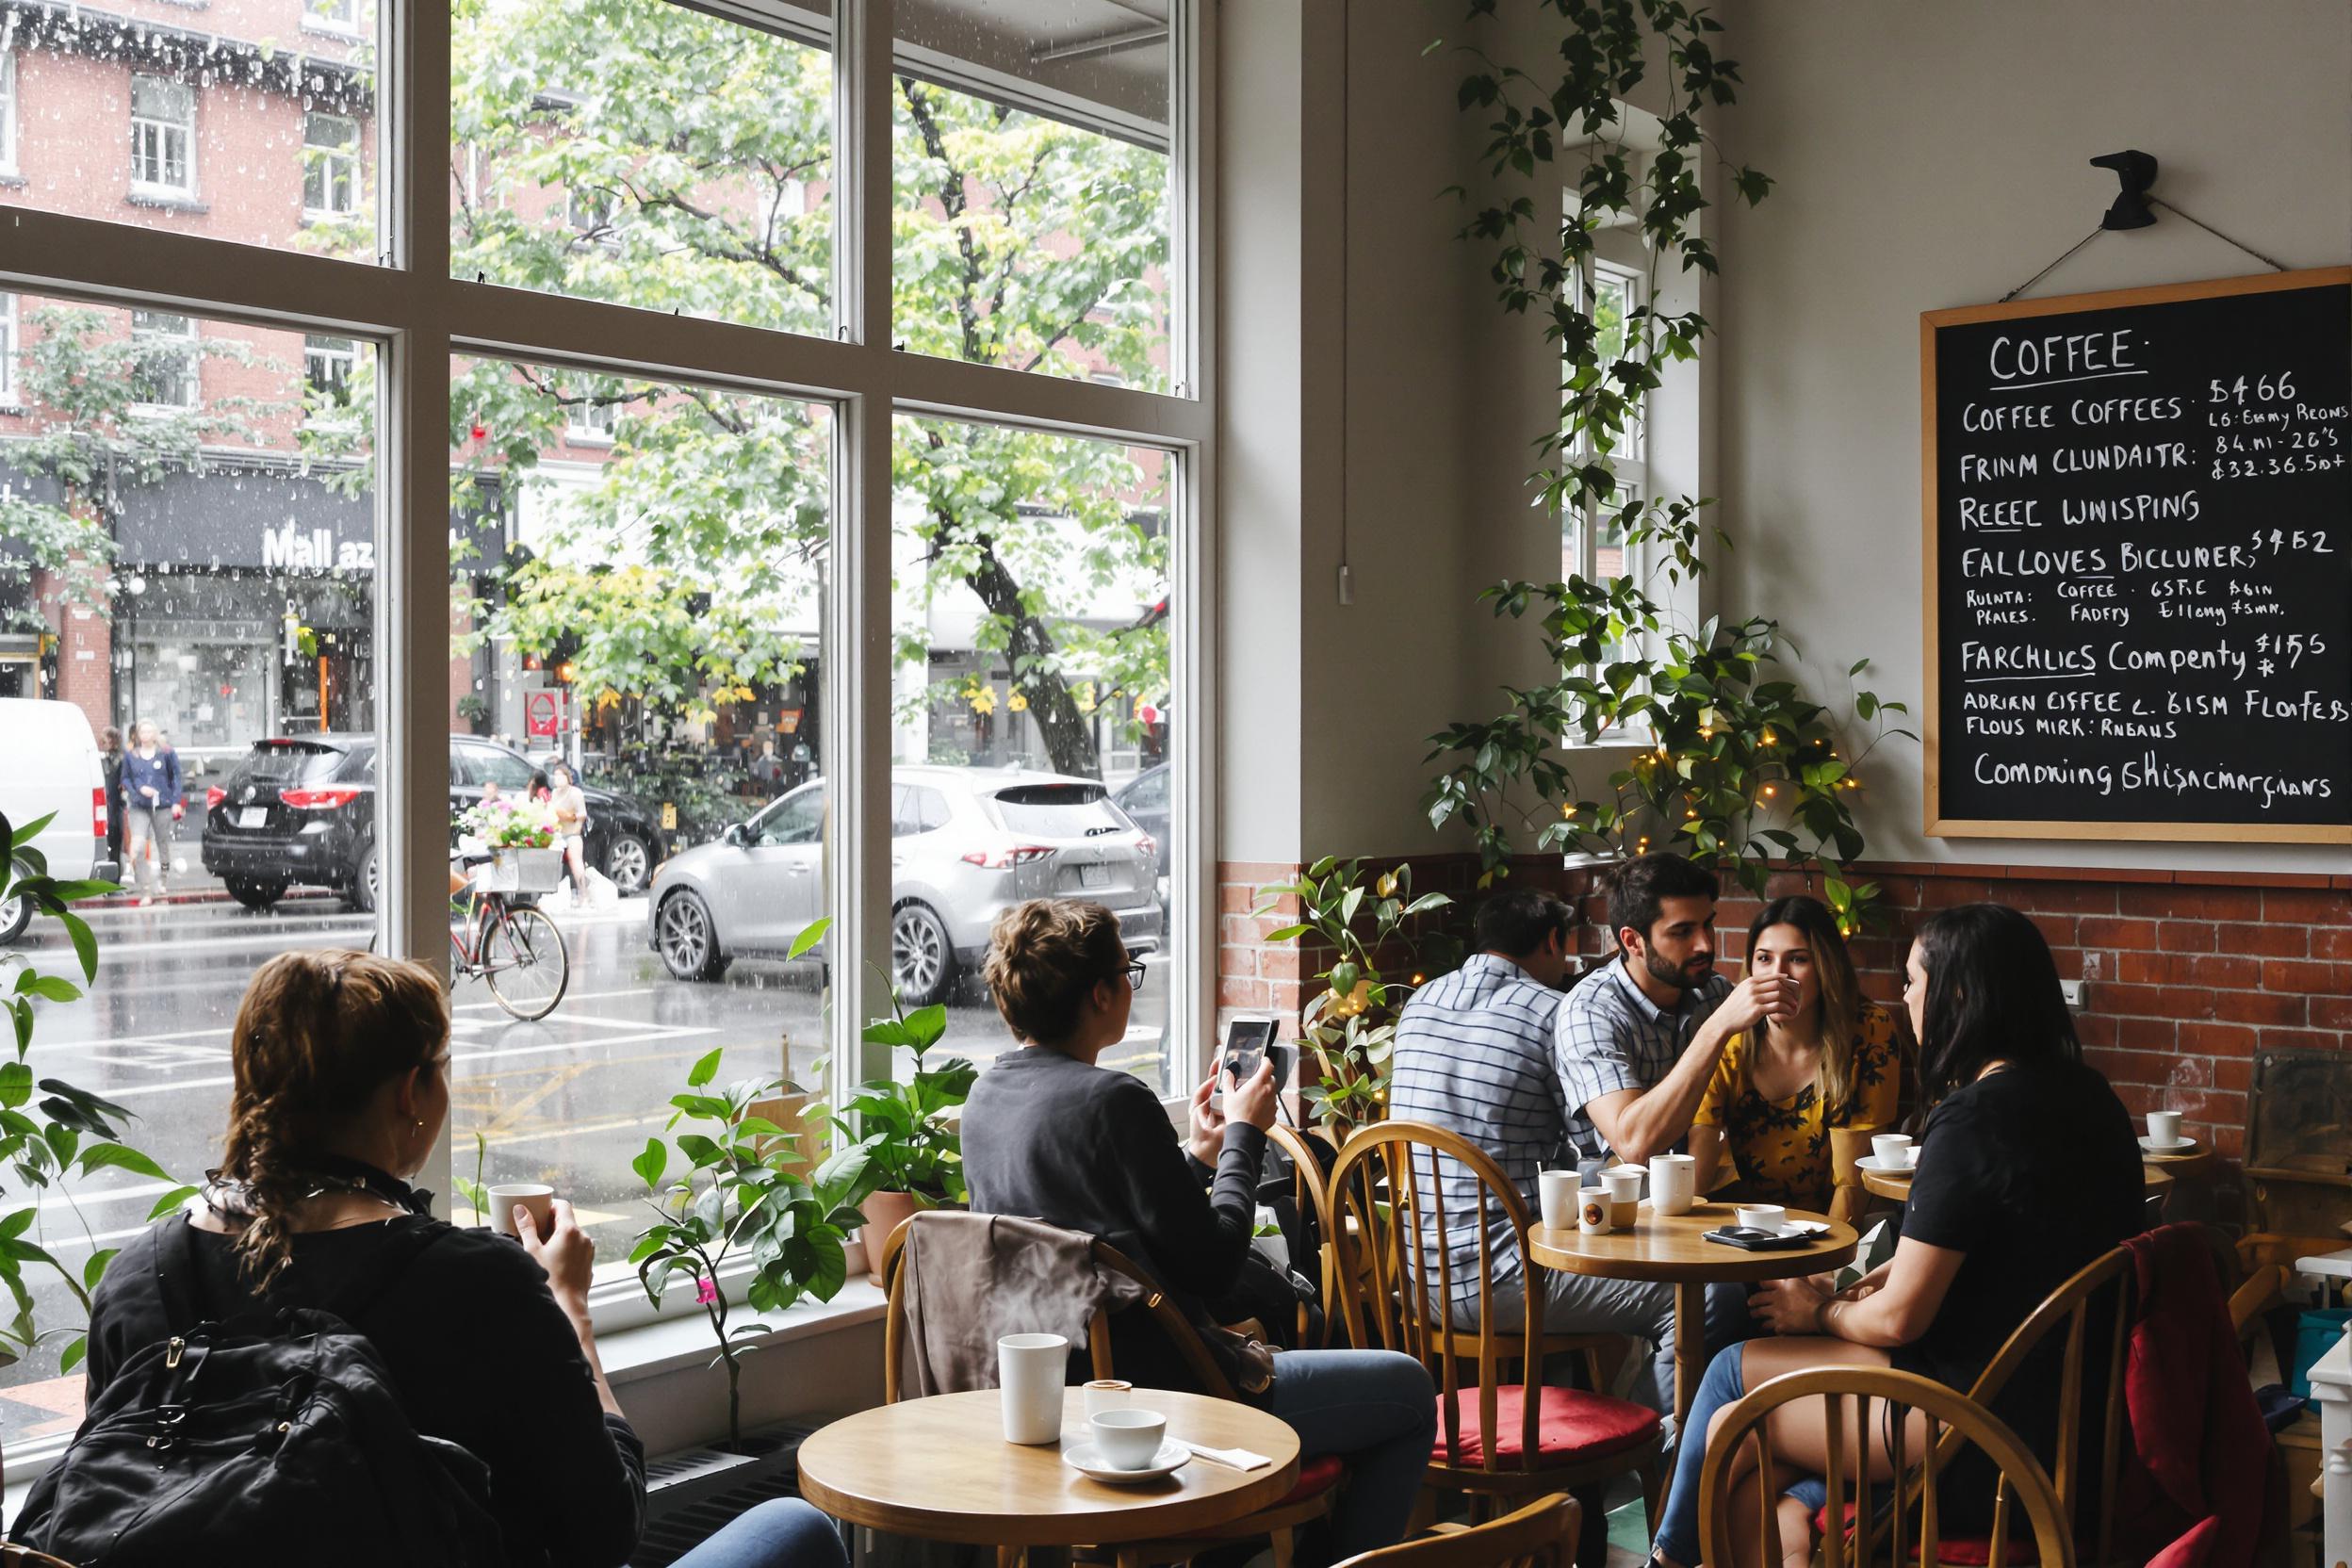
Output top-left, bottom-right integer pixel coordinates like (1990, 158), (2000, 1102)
(1266, 1348), (1439, 1561)
(672, 1498), (850, 1568)
(1652, 1344), (1827, 1567)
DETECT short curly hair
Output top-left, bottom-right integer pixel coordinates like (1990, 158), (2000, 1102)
(982, 899), (1127, 1046)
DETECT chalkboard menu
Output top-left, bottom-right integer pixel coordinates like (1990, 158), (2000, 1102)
(1923, 268), (2352, 844)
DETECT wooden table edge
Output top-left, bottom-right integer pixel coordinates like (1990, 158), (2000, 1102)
(796, 1455), (1303, 1546)
(1525, 1217), (1859, 1283)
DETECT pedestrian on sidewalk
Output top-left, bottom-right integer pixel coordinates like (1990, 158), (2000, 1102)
(121, 721), (182, 906)
(98, 726), (126, 880)
(548, 762), (590, 906)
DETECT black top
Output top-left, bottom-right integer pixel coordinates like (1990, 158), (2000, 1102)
(1892, 1060), (2142, 1515)
(87, 1215), (646, 1568)
(959, 1047), (1265, 1393)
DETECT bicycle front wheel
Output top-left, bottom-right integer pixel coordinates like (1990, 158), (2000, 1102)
(482, 905), (570, 1021)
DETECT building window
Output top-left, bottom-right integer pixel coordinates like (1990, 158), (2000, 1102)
(302, 113), (362, 220)
(130, 310), (199, 410)
(565, 399), (617, 444)
(129, 76), (195, 200)
(304, 0), (363, 34)
(565, 184), (620, 244)
(0, 51), (18, 177)
(305, 335), (357, 415)
(0, 294), (17, 406)
(1561, 259), (1647, 674)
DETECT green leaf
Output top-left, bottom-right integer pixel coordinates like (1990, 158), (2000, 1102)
(631, 1138), (668, 1191)
(83, 1248), (118, 1291)
(77, 1143), (169, 1182)
(8, 813), (57, 850)
(0, 1208), (33, 1243)
(786, 916), (831, 961)
(147, 1185), (200, 1220)
(0, 1064), (31, 1111)
(57, 909), (97, 985)
(686, 1047), (725, 1088)
(12, 975), (80, 1004)
(57, 1334), (85, 1375)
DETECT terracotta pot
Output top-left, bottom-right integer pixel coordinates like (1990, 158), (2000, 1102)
(861, 1189), (923, 1285)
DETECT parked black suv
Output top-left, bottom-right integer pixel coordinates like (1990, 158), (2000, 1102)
(202, 734), (665, 911)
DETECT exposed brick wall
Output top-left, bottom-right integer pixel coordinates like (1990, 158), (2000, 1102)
(1219, 854), (2352, 1219)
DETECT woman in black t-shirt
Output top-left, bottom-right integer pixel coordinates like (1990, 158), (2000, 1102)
(1649, 905), (2142, 1568)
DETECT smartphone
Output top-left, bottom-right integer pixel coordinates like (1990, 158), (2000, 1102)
(1215, 1018), (1279, 1103)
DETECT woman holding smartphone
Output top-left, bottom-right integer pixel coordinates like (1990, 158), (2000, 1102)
(961, 900), (1436, 1565)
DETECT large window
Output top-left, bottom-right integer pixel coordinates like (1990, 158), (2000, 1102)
(0, 0), (1203, 1460)
(129, 76), (196, 200)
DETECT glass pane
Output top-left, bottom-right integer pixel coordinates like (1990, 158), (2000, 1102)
(1592, 265), (1644, 466)
(0, 11), (379, 259)
(445, 356), (833, 1288)
(893, 0), (1176, 391)
(891, 415), (1176, 1095)
(0, 300), (379, 1446)
(452, 0), (833, 337)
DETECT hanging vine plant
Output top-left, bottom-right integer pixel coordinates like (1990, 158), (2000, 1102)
(1423, 0), (1914, 933)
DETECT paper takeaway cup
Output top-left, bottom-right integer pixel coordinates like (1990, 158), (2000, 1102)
(997, 1332), (1068, 1445)
(1648, 1153), (1696, 1216)
(1537, 1169), (1578, 1231)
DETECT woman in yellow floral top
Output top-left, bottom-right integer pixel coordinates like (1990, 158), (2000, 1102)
(1690, 894), (1901, 1212)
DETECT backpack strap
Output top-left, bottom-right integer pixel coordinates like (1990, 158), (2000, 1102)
(151, 1212), (450, 1336)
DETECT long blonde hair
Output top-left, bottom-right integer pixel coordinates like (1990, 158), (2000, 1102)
(220, 951), (447, 1290)
(1741, 895), (1865, 1119)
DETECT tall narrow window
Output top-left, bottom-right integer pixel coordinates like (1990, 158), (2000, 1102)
(1561, 259), (1648, 682)
(303, 335), (357, 420)
(130, 310), (200, 410)
(129, 76), (195, 200)
(302, 112), (361, 220)
(0, 51), (19, 177)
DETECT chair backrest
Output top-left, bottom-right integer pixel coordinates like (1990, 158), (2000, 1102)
(1329, 1493), (1579, 1568)
(880, 1213), (1234, 1403)
(1959, 1245), (2132, 1565)
(1700, 1367), (2075, 1568)
(2, 1547), (76, 1568)
(1266, 1120), (1339, 1348)
(1329, 1119), (1543, 1474)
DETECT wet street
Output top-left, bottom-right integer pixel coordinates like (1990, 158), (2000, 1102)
(0, 893), (1172, 1444)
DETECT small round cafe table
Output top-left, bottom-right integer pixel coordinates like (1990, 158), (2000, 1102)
(2141, 1140), (2213, 1182)
(1857, 1163), (2174, 1204)
(795, 1387), (1300, 1568)
(1528, 1200), (1856, 1429)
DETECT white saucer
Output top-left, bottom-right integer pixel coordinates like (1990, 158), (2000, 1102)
(2138, 1135), (2195, 1152)
(1774, 1218), (1832, 1237)
(1064, 1439), (1189, 1484)
(1854, 1155), (1916, 1176)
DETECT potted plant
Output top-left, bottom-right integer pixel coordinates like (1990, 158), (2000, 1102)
(1255, 858), (1451, 1135)
(628, 1038), (875, 1454)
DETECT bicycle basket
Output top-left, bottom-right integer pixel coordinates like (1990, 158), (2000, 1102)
(481, 848), (565, 893)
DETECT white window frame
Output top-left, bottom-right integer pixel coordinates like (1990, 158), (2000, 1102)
(0, 292), (18, 407)
(304, 333), (358, 416)
(0, 0), (1214, 1363)
(302, 111), (363, 220)
(0, 49), (19, 178)
(303, 0), (365, 38)
(129, 309), (200, 412)
(565, 397), (618, 445)
(128, 75), (197, 201)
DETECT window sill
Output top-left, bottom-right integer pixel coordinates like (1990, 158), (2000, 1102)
(0, 173), (24, 188)
(599, 1279), (886, 1388)
(126, 192), (208, 215)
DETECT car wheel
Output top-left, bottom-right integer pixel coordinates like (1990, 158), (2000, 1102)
(347, 841), (379, 914)
(890, 902), (955, 1006)
(225, 877), (287, 912)
(602, 833), (652, 896)
(656, 890), (727, 982)
(0, 871), (29, 946)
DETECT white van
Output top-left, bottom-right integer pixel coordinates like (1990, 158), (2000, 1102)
(0, 696), (115, 944)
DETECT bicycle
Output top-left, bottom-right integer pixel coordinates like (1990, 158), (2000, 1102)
(448, 853), (570, 1021)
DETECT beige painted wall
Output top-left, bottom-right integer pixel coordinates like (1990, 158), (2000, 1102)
(1711, 0), (2352, 874)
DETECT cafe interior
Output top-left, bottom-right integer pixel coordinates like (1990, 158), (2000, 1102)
(0, 1), (2346, 1566)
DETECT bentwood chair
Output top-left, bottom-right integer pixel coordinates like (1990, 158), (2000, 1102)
(0, 1547), (75, 1568)
(1701, 1367), (2075, 1568)
(1328, 1121), (1666, 1541)
(1330, 1492), (1580, 1568)
(1266, 1121), (1339, 1348)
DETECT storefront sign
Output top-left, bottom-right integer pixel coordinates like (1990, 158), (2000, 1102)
(777, 709), (802, 734)
(525, 691), (562, 739)
(261, 526), (375, 572)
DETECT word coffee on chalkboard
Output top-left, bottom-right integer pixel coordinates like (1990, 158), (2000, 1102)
(1922, 268), (2352, 844)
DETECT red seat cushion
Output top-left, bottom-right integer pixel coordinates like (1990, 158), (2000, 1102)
(1813, 1503), (2046, 1564)
(1171, 1454), (1346, 1538)
(1433, 1384), (1661, 1469)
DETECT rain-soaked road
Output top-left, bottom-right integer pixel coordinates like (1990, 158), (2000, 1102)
(0, 894), (1171, 1445)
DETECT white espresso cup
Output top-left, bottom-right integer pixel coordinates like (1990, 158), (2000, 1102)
(1648, 1152), (1696, 1217)
(1576, 1185), (1610, 1235)
(1091, 1408), (1168, 1470)
(1602, 1168), (1643, 1229)
(488, 1183), (555, 1241)
(2147, 1110), (2183, 1145)
(996, 1332), (1069, 1445)
(1537, 1169), (1578, 1231)
(1871, 1133), (1915, 1170)
(1083, 1379), (1132, 1419)
(1736, 1203), (1788, 1235)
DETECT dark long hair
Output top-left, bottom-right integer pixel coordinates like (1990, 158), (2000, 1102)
(1913, 903), (2080, 1102)
(1742, 894), (1865, 1119)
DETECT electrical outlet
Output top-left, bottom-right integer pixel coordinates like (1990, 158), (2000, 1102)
(2061, 979), (2084, 1008)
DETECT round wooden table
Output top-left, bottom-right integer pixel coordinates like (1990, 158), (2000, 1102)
(796, 1387), (1301, 1566)
(1857, 1163), (2174, 1203)
(2141, 1139), (2213, 1182)
(1528, 1200), (1856, 1429)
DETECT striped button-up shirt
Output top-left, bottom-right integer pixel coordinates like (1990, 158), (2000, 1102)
(1555, 958), (1733, 1165)
(1387, 954), (1569, 1313)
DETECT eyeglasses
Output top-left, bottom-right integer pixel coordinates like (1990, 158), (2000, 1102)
(1119, 960), (1146, 991)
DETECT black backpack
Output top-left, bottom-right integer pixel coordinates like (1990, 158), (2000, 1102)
(15, 1216), (506, 1568)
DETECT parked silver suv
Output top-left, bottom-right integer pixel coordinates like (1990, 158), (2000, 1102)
(645, 765), (1161, 1004)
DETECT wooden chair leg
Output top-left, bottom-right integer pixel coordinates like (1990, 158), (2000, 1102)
(1572, 1483), (1610, 1568)
(997, 1548), (1027, 1568)
(1408, 1487), (1440, 1537)
(1269, 1527), (1296, 1568)
(1644, 1457), (1667, 1535)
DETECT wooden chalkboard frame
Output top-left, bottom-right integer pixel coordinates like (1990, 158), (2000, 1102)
(1921, 265), (2352, 845)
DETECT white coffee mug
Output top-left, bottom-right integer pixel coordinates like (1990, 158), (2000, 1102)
(1871, 1133), (1915, 1170)
(1537, 1169), (1578, 1231)
(2147, 1110), (2183, 1145)
(1736, 1203), (1788, 1235)
(1083, 1379), (1131, 1419)
(1648, 1152), (1696, 1217)
(1602, 1169), (1642, 1229)
(997, 1332), (1069, 1445)
(1576, 1185), (1610, 1235)
(488, 1183), (554, 1240)
(1091, 1408), (1168, 1470)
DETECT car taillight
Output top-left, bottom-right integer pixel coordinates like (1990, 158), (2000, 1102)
(91, 786), (107, 839)
(205, 786), (226, 811)
(281, 788), (363, 809)
(961, 843), (1054, 870)
(1135, 835), (1155, 863)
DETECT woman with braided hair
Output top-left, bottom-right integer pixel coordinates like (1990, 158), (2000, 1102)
(64, 951), (851, 1568)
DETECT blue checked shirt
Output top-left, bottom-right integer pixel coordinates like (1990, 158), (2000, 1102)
(1387, 955), (1570, 1313)
(1555, 958), (1733, 1165)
